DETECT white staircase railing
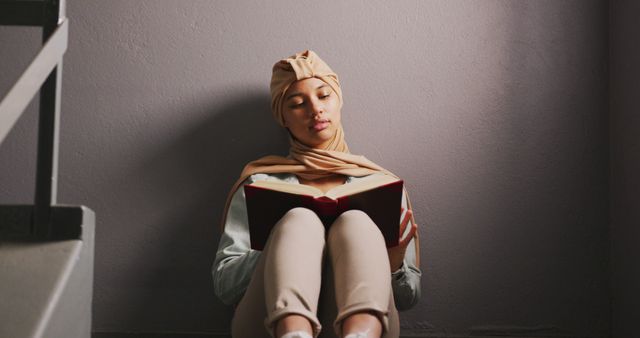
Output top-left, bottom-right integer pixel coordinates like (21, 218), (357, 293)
(0, 0), (84, 240)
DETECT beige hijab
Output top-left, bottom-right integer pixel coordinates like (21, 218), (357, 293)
(220, 50), (419, 264)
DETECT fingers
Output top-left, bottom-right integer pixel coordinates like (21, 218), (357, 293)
(398, 208), (417, 248)
(399, 221), (418, 248)
(399, 209), (411, 235)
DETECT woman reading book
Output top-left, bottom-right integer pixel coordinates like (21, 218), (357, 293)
(212, 50), (421, 338)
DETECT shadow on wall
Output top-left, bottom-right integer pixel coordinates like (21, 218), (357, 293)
(96, 90), (288, 331)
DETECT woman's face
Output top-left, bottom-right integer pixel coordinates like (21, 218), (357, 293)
(281, 77), (341, 149)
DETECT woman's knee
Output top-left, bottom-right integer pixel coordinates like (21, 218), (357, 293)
(285, 206), (320, 219)
(274, 207), (325, 238)
(328, 209), (383, 242)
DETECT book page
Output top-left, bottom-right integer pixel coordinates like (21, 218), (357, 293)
(325, 174), (400, 199)
(249, 180), (325, 198)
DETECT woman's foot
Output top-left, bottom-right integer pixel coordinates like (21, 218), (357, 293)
(276, 314), (313, 338)
(342, 311), (382, 338)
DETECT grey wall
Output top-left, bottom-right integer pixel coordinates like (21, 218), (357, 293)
(0, 1), (610, 337)
(610, 1), (640, 337)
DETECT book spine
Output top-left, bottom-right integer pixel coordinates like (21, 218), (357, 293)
(312, 196), (339, 217)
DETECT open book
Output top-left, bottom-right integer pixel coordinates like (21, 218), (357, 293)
(244, 174), (403, 250)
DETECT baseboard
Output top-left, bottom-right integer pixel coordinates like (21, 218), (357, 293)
(93, 333), (228, 338)
(91, 332), (432, 338)
(92, 331), (605, 338)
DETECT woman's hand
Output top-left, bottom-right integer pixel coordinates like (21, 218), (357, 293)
(387, 207), (418, 272)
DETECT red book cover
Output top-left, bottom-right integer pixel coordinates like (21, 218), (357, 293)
(244, 178), (403, 250)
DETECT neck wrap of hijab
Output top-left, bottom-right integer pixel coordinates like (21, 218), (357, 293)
(219, 50), (419, 264)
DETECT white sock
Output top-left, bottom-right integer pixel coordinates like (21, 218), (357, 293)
(344, 328), (371, 338)
(279, 330), (313, 338)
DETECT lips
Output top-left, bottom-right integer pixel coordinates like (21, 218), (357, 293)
(311, 120), (330, 131)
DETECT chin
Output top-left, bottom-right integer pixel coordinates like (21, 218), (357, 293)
(295, 127), (336, 148)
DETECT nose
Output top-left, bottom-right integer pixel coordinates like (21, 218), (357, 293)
(308, 98), (324, 118)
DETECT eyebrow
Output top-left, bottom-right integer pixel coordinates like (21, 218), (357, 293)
(285, 84), (327, 101)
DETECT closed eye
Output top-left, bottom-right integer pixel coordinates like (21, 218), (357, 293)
(289, 102), (304, 108)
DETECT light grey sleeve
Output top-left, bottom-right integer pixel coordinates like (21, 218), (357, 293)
(391, 188), (422, 311)
(212, 177), (262, 306)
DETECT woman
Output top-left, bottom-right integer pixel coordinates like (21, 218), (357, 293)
(212, 50), (421, 338)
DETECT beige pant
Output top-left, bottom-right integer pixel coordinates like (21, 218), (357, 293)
(231, 207), (399, 338)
